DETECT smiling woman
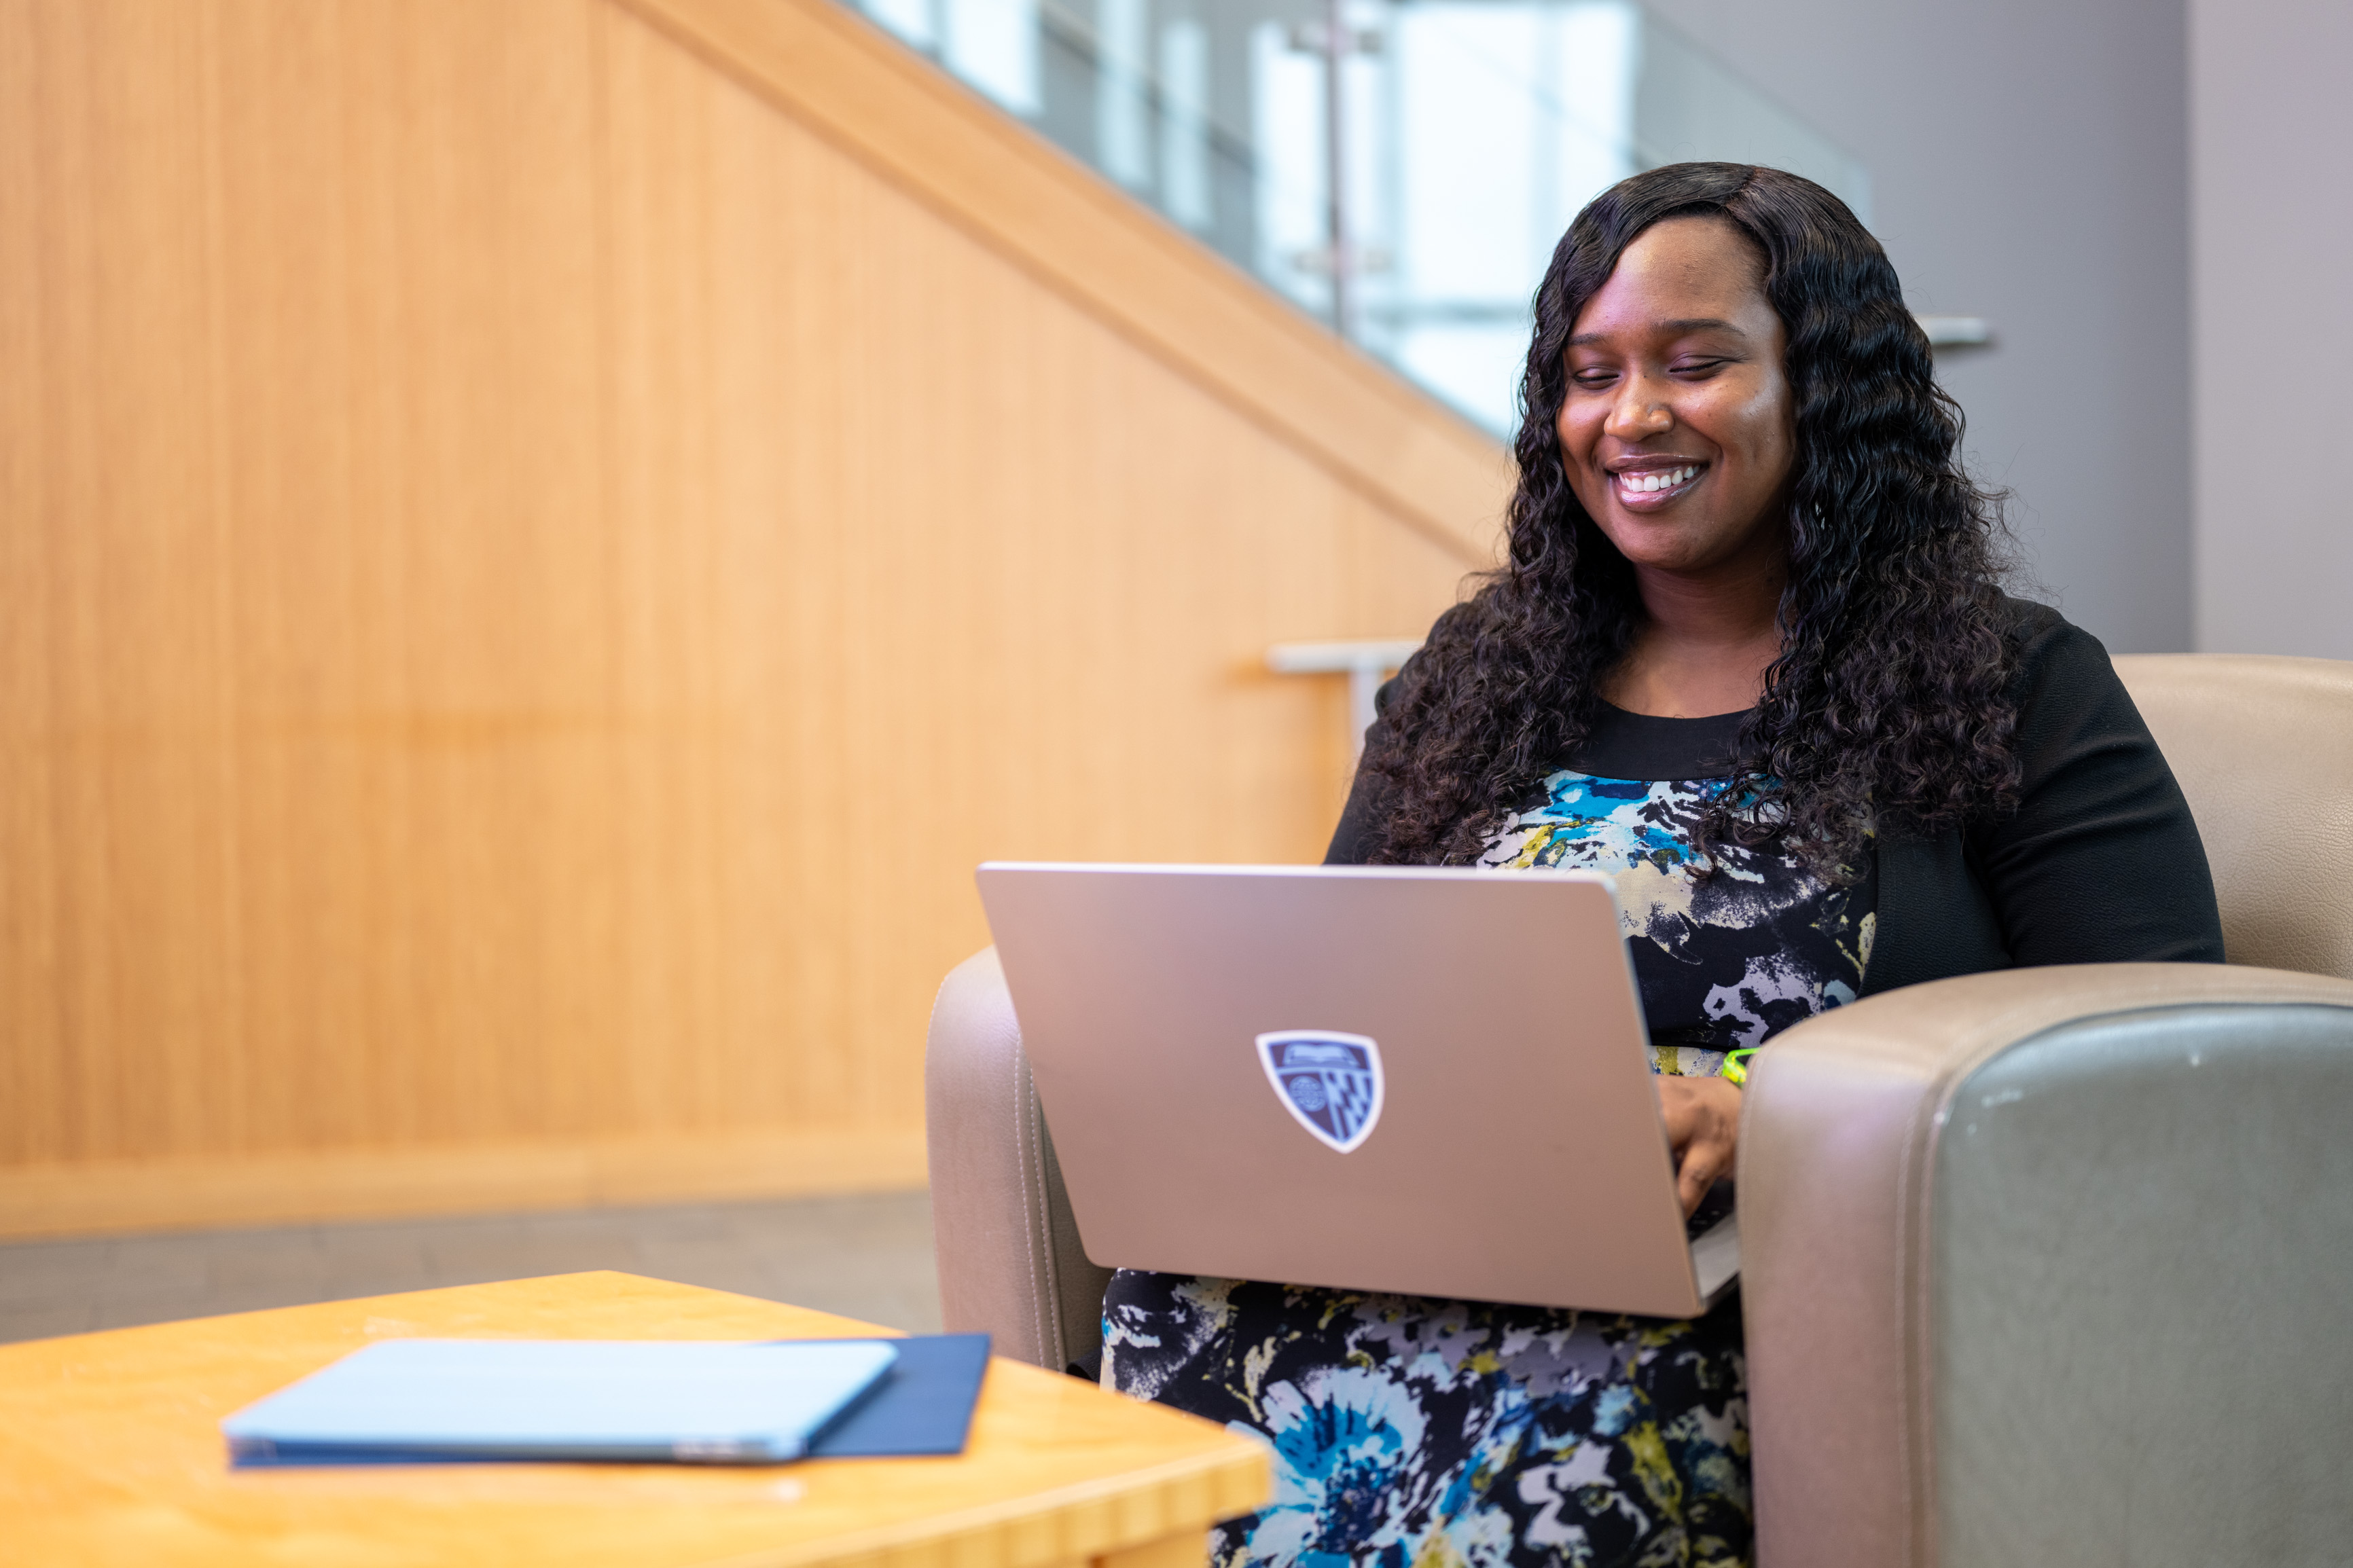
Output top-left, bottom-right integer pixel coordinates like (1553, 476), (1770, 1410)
(1559, 215), (1796, 720)
(1100, 165), (2226, 1568)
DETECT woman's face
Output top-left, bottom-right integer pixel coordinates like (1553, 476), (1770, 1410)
(1556, 217), (1797, 583)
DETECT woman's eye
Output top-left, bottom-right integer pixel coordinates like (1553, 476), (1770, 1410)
(1673, 358), (1729, 376)
(1571, 369), (1617, 388)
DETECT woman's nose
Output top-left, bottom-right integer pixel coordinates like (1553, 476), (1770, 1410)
(1604, 380), (1674, 441)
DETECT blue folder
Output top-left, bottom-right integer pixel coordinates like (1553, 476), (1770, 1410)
(806, 1334), (992, 1457)
(225, 1333), (991, 1467)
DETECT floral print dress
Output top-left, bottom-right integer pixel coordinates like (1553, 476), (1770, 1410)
(1102, 708), (1874, 1568)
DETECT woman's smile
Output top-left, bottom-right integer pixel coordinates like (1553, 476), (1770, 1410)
(1609, 460), (1708, 510)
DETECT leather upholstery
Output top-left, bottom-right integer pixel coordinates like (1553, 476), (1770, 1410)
(2113, 653), (2353, 979)
(1742, 962), (2353, 1567)
(924, 948), (1112, 1374)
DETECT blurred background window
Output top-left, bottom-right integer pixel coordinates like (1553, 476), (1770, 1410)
(847, 0), (1870, 435)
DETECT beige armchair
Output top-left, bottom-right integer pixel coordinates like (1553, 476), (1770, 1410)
(926, 653), (2353, 1564)
(926, 943), (1112, 1375)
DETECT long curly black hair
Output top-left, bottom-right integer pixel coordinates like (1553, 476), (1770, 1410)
(1357, 162), (2019, 870)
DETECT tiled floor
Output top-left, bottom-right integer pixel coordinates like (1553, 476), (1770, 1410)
(0, 1190), (942, 1345)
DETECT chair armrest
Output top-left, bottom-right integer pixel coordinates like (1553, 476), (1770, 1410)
(924, 947), (1113, 1373)
(1742, 961), (2353, 1567)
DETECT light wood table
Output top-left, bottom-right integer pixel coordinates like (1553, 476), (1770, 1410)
(0, 1271), (1271, 1567)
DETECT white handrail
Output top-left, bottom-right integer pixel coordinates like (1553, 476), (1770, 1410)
(1916, 315), (1993, 347)
(1267, 638), (1423, 761)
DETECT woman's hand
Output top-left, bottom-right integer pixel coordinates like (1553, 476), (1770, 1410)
(1656, 1074), (1742, 1214)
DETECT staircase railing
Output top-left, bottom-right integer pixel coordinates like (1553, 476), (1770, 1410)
(831, 0), (1874, 436)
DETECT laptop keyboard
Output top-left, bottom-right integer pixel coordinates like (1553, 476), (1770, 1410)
(1684, 1181), (1736, 1241)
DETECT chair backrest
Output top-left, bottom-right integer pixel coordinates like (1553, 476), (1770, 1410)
(924, 947), (1113, 1373)
(2113, 653), (2353, 979)
(1743, 962), (2353, 1568)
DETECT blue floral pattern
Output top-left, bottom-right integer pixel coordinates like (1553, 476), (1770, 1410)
(1103, 1279), (1749, 1568)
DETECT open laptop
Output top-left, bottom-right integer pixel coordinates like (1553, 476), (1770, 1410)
(975, 862), (1738, 1319)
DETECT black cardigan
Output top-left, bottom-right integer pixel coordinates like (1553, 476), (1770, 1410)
(1324, 597), (2226, 994)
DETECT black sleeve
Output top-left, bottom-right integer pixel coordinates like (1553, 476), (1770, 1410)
(1966, 602), (2226, 966)
(1322, 677), (1401, 865)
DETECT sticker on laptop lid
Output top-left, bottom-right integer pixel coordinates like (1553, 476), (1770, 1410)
(1256, 1032), (1384, 1153)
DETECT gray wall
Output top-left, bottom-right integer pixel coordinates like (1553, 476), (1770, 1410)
(1643, 0), (2194, 654)
(2190, 0), (2353, 658)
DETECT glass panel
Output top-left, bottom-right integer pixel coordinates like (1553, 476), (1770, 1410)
(844, 0), (1869, 437)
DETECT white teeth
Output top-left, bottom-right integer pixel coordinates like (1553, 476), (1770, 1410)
(1620, 465), (1696, 494)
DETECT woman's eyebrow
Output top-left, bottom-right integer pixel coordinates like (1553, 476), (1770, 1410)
(1566, 317), (1748, 347)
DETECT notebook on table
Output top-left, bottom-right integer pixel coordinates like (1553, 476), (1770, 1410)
(221, 1336), (988, 1467)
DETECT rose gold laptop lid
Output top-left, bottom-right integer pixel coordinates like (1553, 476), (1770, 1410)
(975, 862), (1737, 1319)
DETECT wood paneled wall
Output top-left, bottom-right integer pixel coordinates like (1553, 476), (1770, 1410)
(0, 0), (1503, 1235)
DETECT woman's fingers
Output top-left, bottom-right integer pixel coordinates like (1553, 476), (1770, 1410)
(1655, 1074), (1742, 1216)
(1676, 1142), (1727, 1214)
(1656, 1078), (1702, 1150)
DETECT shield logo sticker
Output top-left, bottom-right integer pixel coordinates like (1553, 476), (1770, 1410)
(1256, 1031), (1384, 1153)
